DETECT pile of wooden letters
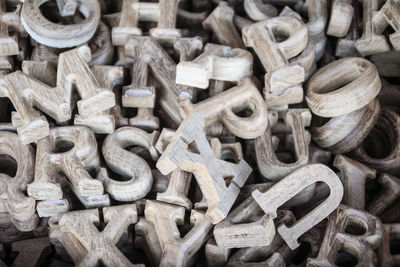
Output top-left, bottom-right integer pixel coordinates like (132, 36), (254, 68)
(0, 0), (399, 266)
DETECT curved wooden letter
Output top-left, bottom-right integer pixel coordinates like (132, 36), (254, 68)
(99, 126), (158, 201)
(252, 164), (343, 249)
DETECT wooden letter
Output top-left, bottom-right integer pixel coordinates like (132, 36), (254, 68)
(242, 16), (308, 107)
(308, 205), (382, 266)
(145, 200), (213, 267)
(214, 193), (275, 249)
(98, 126), (158, 201)
(256, 109), (311, 180)
(28, 126), (109, 217)
(157, 113), (252, 223)
(202, 2), (245, 48)
(244, 0), (277, 21)
(379, 224), (400, 266)
(0, 131), (38, 231)
(112, 0), (181, 45)
(306, 57), (381, 117)
(356, 0), (390, 56)
(182, 78), (268, 139)
(367, 173), (400, 218)
(57, 204), (138, 266)
(176, 43), (252, 89)
(123, 37), (198, 125)
(334, 155), (376, 210)
(252, 164), (343, 249)
(21, 0), (100, 48)
(0, 46), (116, 144)
(327, 0), (354, 37)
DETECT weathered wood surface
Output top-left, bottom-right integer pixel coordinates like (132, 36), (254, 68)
(0, 1), (398, 266)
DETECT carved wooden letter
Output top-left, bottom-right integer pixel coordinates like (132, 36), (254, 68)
(0, 0), (20, 56)
(252, 164), (343, 249)
(202, 2), (245, 49)
(307, 205), (383, 266)
(226, 210), (296, 266)
(0, 131), (38, 231)
(306, 57), (381, 117)
(0, 46), (116, 144)
(156, 169), (193, 209)
(356, 0), (390, 56)
(112, 0), (181, 45)
(123, 37), (198, 124)
(372, 0), (400, 51)
(157, 113), (252, 223)
(21, 0), (101, 48)
(182, 77), (268, 139)
(244, 0), (277, 22)
(28, 126), (109, 217)
(242, 16), (308, 107)
(57, 204), (138, 266)
(145, 200), (213, 267)
(327, 0), (354, 38)
(213, 193), (275, 249)
(367, 173), (400, 217)
(98, 126), (158, 201)
(256, 109), (311, 180)
(176, 43), (252, 89)
(334, 155), (376, 210)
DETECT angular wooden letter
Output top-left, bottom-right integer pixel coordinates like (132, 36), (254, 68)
(145, 200), (213, 267)
(157, 113), (252, 223)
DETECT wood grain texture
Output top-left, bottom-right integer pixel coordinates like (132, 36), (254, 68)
(356, 0), (390, 56)
(134, 217), (162, 267)
(242, 16), (308, 107)
(0, 0), (21, 56)
(203, 2), (245, 49)
(367, 173), (400, 218)
(244, 0), (277, 21)
(157, 113), (252, 223)
(181, 77), (268, 139)
(213, 193), (275, 249)
(176, 43), (252, 89)
(98, 126), (158, 201)
(56, 204), (139, 267)
(112, 0), (181, 45)
(156, 169), (193, 209)
(123, 37), (197, 125)
(21, 0), (100, 48)
(371, 51), (400, 78)
(226, 210), (295, 266)
(306, 57), (381, 117)
(372, 0), (400, 51)
(252, 164), (343, 249)
(351, 109), (400, 174)
(0, 131), (38, 231)
(256, 109), (311, 180)
(0, 46), (116, 144)
(28, 126), (109, 217)
(311, 99), (380, 154)
(327, 0), (354, 38)
(302, 0), (328, 60)
(334, 155), (376, 210)
(379, 224), (400, 267)
(307, 205), (382, 267)
(145, 200), (213, 267)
